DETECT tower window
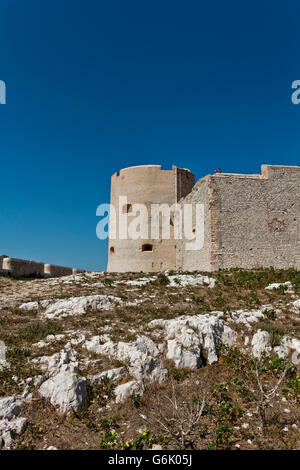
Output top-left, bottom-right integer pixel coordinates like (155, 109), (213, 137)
(123, 203), (132, 213)
(110, 247), (115, 254)
(142, 243), (153, 252)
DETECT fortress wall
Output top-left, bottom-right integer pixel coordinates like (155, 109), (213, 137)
(2, 258), (45, 277)
(0, 256), (85, 278)
(72, 269), (86, 274)
(212, 165), (300, 270)
(44, 264), (73, 277)
(107, 165), (177, 272)
(177, 176), (213, 272)
(175, 167), (195, 201)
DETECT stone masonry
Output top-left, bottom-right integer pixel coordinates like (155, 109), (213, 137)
(108, 164), (300, 272)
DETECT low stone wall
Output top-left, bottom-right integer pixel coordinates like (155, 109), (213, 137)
(0, 256), (86, 278)
(2, 258), (45, 278)
(72, 269), (86, 275)
(44, 264), (73, 277)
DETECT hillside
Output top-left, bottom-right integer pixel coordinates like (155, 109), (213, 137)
(0, 268), (299, 450)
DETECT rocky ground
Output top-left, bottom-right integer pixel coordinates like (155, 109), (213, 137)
(0, 268), (299, 450)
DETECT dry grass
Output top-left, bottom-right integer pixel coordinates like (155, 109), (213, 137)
(0, 267), (299, 450)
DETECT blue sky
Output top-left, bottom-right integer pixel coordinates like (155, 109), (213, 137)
(0, 0), (299, 271)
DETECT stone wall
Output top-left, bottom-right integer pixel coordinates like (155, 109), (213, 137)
(213, 165), (300, 270)
(44, 264), (73, 277)
(0, 256), (85, 278)
(2, 258), (45, 278)
(176, 176), (212, 271)
(179, 164), (300, 271)
(107, 165), (195, 272)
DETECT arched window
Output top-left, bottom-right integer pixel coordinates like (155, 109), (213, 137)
(142, 243), (153, 252)
(110, 247), (115, 254)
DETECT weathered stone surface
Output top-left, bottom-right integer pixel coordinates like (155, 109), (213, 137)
(167, 274), (215, 288)
(116, 335), (167, 385)
(274, 336), (300, 363)
(85, 336), (116, 356)
(114, 381), (143, 403)
(0, 396), (22, 420)
(150, 314), (237, 366)
(251, 330), (272, 358)
(167, 339), (202, 369)
(177, 165), (300, 272)
(88, 367), (126, 385)
(0, 397), (27, 449)
(228, 309), (265, 328)
(37, 348), (87, 413)
(20, 295), (121, 319)
(265, 282), (294, 293)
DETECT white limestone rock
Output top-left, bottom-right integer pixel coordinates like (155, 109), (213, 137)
(0, 417), (28, 435)
(85, 336), (116, 356)
(167, 339), (202, 369)
(0, 396), (23, 420)
(114, 381), (143, 403)
(149, 314), (237, 366)
(291, 298), (300, 312)
(121, 277), (155, 286)
(86, 334), (167, 390)
(166, 274), (216, 288)
(20, 295), (121, 319)
(251, 330), (272, 358)
(228, 309), (265, 328)
(116, 335), (168, 385)
(265, 282), (293, 293)
(0, 397), (27, 449)
(88, 367), (126, 384)
(37, 348), (87, 413)
(274, 336), (300, 364)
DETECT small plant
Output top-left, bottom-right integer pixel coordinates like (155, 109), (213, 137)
(256, 322), (284, 347)
(100, 416), (117, 430)
(263, 308), (277, 320)
(282, 372), (300, 399)
(131, 394), (141, 407)
(192, 295), (204, 303)
(157, 273), (170, 285)
(274, 284), (289, 294)
(100, 430), (118, 449)
(206, 442), (219, 450)
(100, 428), (155, 450)
(103, 278), (114, 287)
(215, 423), (235, 446)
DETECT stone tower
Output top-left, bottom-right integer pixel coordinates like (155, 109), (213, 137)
(107, 165), (195, 272)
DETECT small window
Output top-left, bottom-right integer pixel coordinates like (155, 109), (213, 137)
(142, 243), (153, 252)
(110, 247), (115, 254)
(123, 203), (132, 214)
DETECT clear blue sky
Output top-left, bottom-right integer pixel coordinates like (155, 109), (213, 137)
(0, 0), (299, 271)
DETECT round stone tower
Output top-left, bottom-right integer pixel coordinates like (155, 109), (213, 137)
(107, 165), (195, 272)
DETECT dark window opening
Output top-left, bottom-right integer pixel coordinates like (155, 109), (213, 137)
(142, 243), (153, 252)
(123, 203), (132, 214)
(110, 247), (115, 254)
